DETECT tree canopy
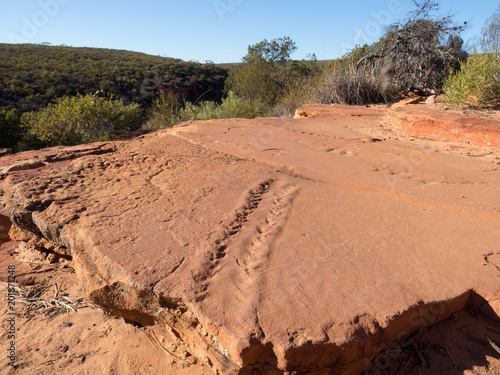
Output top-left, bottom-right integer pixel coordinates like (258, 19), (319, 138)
(225, 36), (310, 108)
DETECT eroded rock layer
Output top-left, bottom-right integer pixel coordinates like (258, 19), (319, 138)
(1, 104), (499, 374)
(389, 105), (500, 147)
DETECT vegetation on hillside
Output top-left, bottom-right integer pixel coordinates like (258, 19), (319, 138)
(0, 44), (228, 149)
(0, 43), (228, 113)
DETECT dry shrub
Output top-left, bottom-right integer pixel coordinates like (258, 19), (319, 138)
(317, 64), (395, 105)
(273, 80), (319, 117)
(143, 90), (181, 131)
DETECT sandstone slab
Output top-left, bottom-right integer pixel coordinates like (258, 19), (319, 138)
(389, 105), (500, 147)
(1, 104), (499, 374)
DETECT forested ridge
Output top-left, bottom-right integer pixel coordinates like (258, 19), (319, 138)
(0, 43), (228, 112)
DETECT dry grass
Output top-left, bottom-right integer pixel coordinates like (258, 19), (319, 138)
(8, 282), (87, 319)
(273, 80), (319, 117)
(317, 64), (395, 106)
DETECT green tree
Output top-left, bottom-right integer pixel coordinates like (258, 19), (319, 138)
(225, 37), (297, 106)
(225, 61), (278, 106)
(244, 36), (297, 87)
(481, 3), (500, 53)
(22, 94), (141, 146)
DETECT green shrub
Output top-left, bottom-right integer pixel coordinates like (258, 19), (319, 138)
(179, 92), (270, 121)
(143, 91), (181, 130)
(142, 91), (269, 131)
(0, 109), (22, 150)
(22, 94), (141, 146)
(179, 101), (219, 121)
(443, 54), (500, 108)
(215, 91), (270, 119)
(224, 61), (280, 105)
(274, 80), (319, 117)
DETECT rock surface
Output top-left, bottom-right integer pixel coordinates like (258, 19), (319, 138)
(389, 105), (500, 147)
(1, 104), (499, 374)
(0, 148), (12, 157)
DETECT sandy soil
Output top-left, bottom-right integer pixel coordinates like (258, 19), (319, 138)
(0, 260), (213, 375)
(0, 263), (498, 375)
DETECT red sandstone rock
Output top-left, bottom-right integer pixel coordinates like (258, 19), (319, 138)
(293, 109), (317, 118)
(391, 96), (426, 108)
(0, 204), (33, 284)
(389, 106), (500, 147)
(0, 143), (115, 196)
(425, 95), (436, 105)
(1, 104), (499, 374)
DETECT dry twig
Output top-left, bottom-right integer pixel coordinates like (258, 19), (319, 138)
(445, 343), (458, 368)
(7, 282), (87, 318)
(488, 337), (500, 355)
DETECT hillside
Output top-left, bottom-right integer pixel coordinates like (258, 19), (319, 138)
(0, 44), (228, 112)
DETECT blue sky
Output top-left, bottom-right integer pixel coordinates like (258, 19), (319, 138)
(0, 0), (498, 63)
